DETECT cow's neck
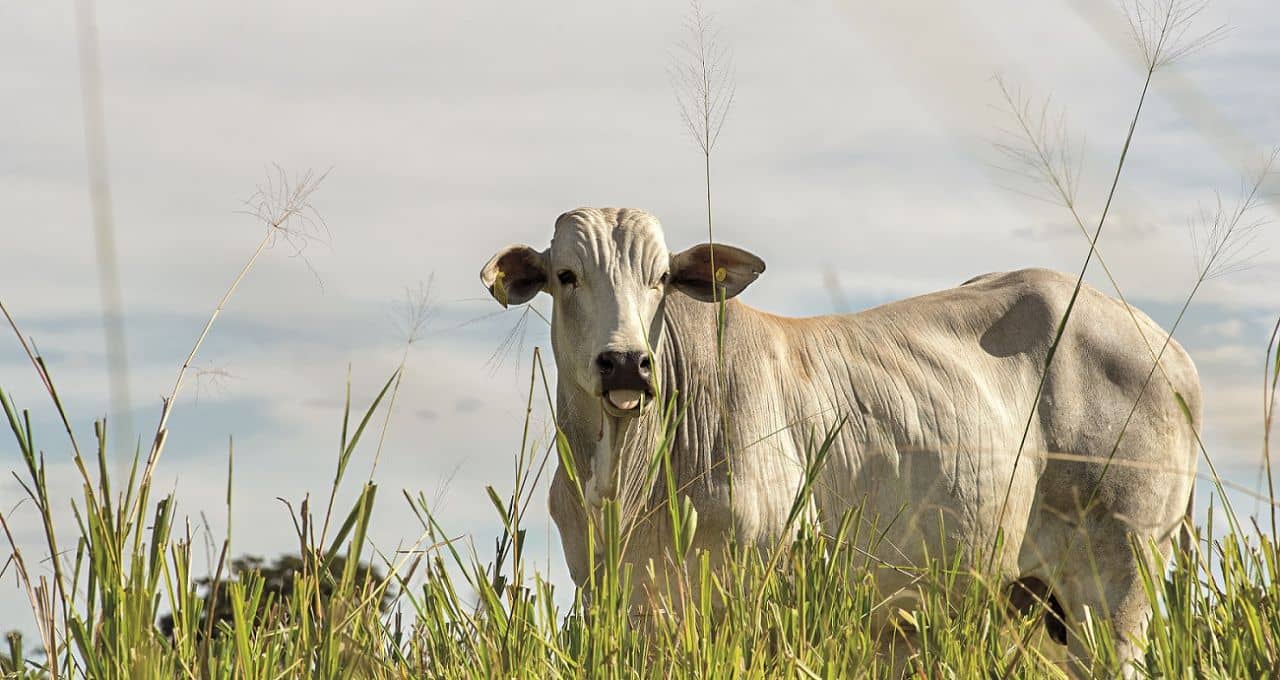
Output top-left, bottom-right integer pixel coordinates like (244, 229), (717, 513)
(556, 296), (716, 521)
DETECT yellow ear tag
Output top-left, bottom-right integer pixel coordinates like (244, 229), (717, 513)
(715, 267), (727, 282)
(492, 269), (510, 307)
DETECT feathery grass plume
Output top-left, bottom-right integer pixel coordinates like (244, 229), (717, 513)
(393, 278), (436, 346)
(670, 0), (735, 309)
(467, 266), (552, 379)
(481, 303), (548, 377)
(1122, 0), (1227, 71)
(239, 164), (333, 289)
(990, 78), (1085, 211)
(1188, 148), (1278, 280)
(670, 0), (736, 168)
(191, 362), (236, 405)
(240, 165), (331, 249)
(371, 277), (437, 478)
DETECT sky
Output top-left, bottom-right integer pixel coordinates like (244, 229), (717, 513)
(1, 0), (1278, 639)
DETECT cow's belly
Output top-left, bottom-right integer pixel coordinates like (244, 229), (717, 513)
(811, 438), (1041, 585)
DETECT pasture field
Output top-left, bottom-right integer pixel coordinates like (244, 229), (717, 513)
(1, 299), (1278, 678)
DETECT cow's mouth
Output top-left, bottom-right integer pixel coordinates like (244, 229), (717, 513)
(603, 388), (653, 415)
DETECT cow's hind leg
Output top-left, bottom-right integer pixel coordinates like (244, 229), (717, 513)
(1054, 514), (1167, 679)
(1007, 576), (1068, 646)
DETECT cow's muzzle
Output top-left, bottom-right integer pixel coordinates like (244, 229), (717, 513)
(596, 350), (654, 415)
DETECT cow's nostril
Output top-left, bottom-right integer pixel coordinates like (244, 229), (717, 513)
(596, 354), (615, 375)
(638, 356), (652, 373)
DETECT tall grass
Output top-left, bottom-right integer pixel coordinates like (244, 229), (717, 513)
(3, 298), (1280, 677)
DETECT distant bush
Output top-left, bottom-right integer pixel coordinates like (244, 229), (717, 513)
(157, 553), (394, 640)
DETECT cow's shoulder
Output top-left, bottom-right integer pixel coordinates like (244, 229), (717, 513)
(938, 269), (1082, 358)
(959, 270), (1004, 287)
(960, 268), (1078, 320)
(960, 267), (1074, 294)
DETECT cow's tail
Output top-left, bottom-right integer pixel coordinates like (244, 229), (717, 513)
(1178, 487), (1196, 558)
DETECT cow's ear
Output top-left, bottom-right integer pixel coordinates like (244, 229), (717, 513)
(669, 243), (766, 302)
(480, 245), (548, 308)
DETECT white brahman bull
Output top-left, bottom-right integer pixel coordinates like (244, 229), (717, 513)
(480, 207), (1200, 672)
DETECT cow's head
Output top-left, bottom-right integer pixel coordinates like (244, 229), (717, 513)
(480, 207), (765, 417)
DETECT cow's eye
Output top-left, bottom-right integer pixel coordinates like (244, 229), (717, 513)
(557, 270), (578, 287)
(657, 272), (670, 288)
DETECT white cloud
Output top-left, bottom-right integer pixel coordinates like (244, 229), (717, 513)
(1202, 317), (1246, 339)
(1195, 342), (1254, 365)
